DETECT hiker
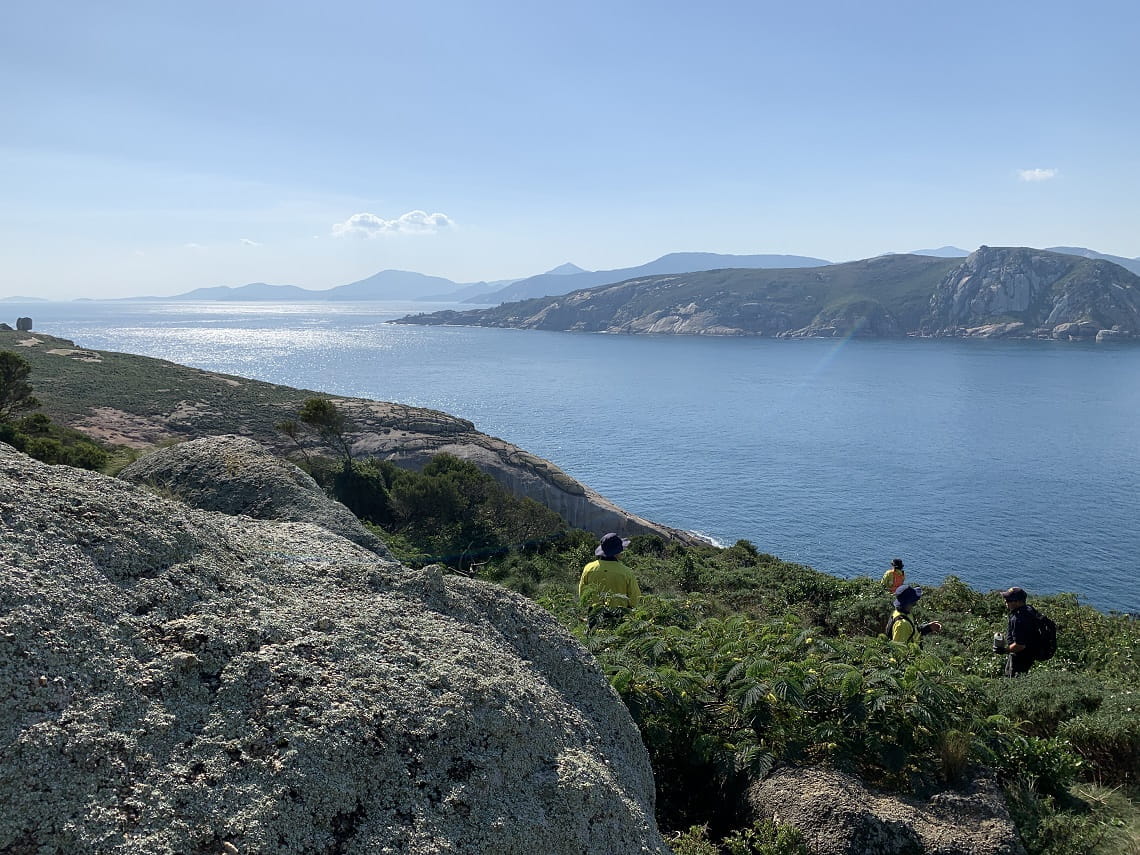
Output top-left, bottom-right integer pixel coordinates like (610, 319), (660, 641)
(881, 557), (906, 594)
(994, 587), (1042, 676)
(579, 533), (640, 628)
(886, 584), (942, 646)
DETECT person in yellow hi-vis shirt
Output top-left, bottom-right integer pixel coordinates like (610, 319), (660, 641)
(881, 557), (905, 594)
(886, 584), (942, 646)
(579, 533), (640, 629)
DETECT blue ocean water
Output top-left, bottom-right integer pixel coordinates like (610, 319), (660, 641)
(10, 300), (1139, 613)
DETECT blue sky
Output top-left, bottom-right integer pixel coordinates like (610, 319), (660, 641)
(2, 0), (1136, 299)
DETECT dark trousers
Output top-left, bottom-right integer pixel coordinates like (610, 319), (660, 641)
(1005, 653), (1034, 677)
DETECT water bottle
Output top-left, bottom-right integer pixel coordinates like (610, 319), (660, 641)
(992, 632), (1007, 653)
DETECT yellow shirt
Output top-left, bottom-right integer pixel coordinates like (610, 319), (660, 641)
(888, 609), (920, 645)
(578, 558), (640, 609)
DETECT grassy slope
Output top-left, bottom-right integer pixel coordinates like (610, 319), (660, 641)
(0, 330), (313, 438)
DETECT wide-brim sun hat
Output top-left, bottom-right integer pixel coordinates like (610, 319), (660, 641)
(595, 533), (631, 558)
(893, 584), (923, 609)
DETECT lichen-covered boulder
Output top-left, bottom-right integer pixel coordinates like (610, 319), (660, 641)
(118, 434), (392, 558)
(748, 767), (1024, 855)
(0, 443), (667, 854)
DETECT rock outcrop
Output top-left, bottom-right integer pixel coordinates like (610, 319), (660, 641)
(15, 316), (32, 331)
(748, 767), (1024, 855)
(0, 442), (668, 854)
(781, 299), (906, 339)
(118, 434), (392, 558)
(925, 246), (1140, 338)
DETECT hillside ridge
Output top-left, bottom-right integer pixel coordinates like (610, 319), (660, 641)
(395, 247), (1140, 341)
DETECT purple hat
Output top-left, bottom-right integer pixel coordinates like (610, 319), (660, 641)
(595, 533), (630, 558)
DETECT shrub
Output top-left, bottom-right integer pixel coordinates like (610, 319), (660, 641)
(1058, 697), (1140, 786)
(333, 461), (392, 523)
(1004, 787), (1111, 855)
(987, 670), (1106, 738)
(0, 350), (40, 420)
(982, 721), (1081, 797)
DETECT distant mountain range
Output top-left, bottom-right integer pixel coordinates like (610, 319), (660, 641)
(907, 246), (970, 258)
(464, 252), (834, 304)
(393, 247), (1140, 342)
(104, 245), (1139, 306)
(1043, 247), (1140, 276)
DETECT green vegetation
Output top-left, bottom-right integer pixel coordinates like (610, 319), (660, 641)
(305, 448), (1139, 854)
(0, 350), (40, 419)
(0, 330), (319, 441)
(0, 350), (110, 470)
(279, 397), (355, 471)
(308, 452), (568, 574)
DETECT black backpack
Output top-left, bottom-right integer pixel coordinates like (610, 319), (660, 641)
(1032, 608), (1058, 660)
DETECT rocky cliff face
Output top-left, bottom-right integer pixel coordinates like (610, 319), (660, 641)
(0, 441), (668, 854)
(925, 246), (1140, 339)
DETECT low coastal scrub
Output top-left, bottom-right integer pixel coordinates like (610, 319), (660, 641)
(322, 450), (1138, 854)
(0, 351), (110, 470)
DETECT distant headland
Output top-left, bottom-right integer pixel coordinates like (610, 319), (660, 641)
(392, 246), (1140, 342)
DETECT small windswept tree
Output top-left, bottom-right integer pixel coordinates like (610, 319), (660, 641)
(275, 418), (311, 466)
(0, 351), (40, 422)
(278, 397), (355, 472)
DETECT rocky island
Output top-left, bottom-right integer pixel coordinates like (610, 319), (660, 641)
(394, 247), (1140, 342)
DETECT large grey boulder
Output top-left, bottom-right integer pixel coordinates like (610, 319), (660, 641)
(748, 767), (1024, 855)
(118, 434), (392, 558)
(0, 443), (667, 854)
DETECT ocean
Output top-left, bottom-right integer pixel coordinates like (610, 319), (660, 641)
(8, 299), (1139, 613)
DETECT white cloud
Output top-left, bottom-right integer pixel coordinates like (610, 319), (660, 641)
(240, 238), (261, 246)
(184, 242), (203, 250)
(332, 210), (455, 238)
(1018, 168), (1058, 182)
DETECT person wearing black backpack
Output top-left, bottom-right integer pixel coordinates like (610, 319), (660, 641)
(996, 587), (1044, 676)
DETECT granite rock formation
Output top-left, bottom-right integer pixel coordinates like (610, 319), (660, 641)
(925, 246), (1140, 338)
(748, 767), (1024, 855)
(118, 434), (392, 558)
(0, 442), (668, 854)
